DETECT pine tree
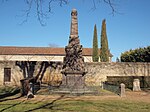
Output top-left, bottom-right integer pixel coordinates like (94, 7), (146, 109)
(100, 19), (109, 62)
(92, 24), (99, 62)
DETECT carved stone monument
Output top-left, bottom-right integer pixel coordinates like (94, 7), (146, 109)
(61, 9), (86, 92)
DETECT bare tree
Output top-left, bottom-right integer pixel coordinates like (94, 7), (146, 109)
(48, 43), (60, 48)
(1, 0), (117, 25)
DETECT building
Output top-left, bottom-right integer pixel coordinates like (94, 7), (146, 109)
(0, 46), (113, 86)
(0, 46), (113, 62)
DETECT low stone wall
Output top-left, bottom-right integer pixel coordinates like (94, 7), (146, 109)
(0, 62), (150, 86)
(85, 62), (150, 86)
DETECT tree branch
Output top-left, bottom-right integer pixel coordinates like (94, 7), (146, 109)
(1, 0), (117, 25)
(91, 0), (117, 15)
(103, 0), (116, 15)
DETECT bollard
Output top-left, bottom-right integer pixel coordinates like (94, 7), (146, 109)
(120, 83), (126, 97)
(133, 79), (141, 91)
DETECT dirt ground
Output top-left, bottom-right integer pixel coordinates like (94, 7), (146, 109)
(123, 91), (150, 103)
(17, 91), (150, 103)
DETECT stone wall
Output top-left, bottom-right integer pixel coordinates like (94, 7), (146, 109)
(85, 62), (150, 86)
(0, 62), (150, 86)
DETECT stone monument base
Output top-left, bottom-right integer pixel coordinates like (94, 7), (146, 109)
(61, 71), (86, 90)
(47, 71), (98, 95)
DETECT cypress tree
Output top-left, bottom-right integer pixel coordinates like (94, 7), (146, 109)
(100, 19), (109, 62)
(92, 24), (99, 62)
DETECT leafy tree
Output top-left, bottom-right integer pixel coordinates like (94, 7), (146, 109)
(121, 46), (150, 62)
(92, 24), (99, 62)
(100, 19), (109, 62)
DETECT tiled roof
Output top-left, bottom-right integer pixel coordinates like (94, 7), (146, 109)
(0, 46), (92, 56)
(0, 46), (113, 57)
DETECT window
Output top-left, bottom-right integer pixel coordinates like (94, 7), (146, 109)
(4, 68), (11, 82)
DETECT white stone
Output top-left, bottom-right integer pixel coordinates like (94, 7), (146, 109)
(133, 79), (141, 91)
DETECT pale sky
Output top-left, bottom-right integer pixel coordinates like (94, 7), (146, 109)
(0, 0), (150, 61)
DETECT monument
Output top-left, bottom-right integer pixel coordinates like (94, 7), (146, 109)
(61, 9), (86, 93)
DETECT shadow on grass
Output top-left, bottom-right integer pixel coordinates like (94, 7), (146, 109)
(0, 91), (79, 112)
(0, 99), (25, 112)
(0, 88), (20, 99)
(24, 95), (66, 112)
(0, 95), (22, 102)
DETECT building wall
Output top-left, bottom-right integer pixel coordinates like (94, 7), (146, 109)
(1, 61), (149, 86)
(0, 55), (63, 62)
(0, 61), (23, 86)
(0, 55), (93, 62)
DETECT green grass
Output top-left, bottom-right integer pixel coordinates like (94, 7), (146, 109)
(0, 86), (14, 94)
(0, 95), (150, 112)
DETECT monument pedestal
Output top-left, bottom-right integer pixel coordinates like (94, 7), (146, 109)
(49, 71), (97, 95)
(61, 71), (86, 90)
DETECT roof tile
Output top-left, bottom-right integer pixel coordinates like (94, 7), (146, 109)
(0, 46), (113, 57)
(0, 46), (92, 56)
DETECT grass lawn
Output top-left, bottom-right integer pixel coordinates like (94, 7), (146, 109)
(0, 93), (150, 112)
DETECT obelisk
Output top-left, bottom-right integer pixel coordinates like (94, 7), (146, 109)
(62, 8), (85, 73)
(70, 9), (78, 38)
(61, 9), (86, 92)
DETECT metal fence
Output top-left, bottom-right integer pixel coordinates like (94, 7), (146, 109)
(102, 82), (120, 95)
